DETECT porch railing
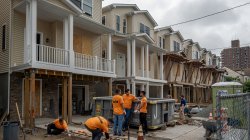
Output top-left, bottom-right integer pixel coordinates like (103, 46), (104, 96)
(36, 44), (69, 65)
(75, 52), (115, 73)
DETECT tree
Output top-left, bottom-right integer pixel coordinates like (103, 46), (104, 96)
(243, 81), (250, 92)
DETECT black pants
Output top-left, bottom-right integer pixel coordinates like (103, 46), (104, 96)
(85, 124), (104, 140)
(139, 113), (148, 134)
(47, 123), (64, 135)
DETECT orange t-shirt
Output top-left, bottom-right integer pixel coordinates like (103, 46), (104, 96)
(112, 95), (124, 115)
(140, 97), (147, 113)
(123, 94), (136, 109)
(84, 116), (109, 133)
(53, 119), (68, 130)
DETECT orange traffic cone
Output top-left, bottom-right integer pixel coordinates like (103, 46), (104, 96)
(137, 125), (144, 140)
(208, 112), (213, 120)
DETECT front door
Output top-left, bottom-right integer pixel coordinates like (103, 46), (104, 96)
(116, 53), (126, 77)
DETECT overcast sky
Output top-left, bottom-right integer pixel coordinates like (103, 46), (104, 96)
(103, 0), (250, 56)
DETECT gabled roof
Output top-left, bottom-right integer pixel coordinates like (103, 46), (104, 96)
(164, 31), (184, 41)
(127, 10), (158, 27)
(183, 39), (194, 44)
(102, 3), (140, 12)
(193, 42), (202, 51)
(154, 26), (174, 32)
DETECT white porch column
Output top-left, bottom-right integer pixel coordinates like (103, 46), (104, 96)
(145, 44), (149, 78)
(141, 47), (145, 77)
(160, 53), (164, 80)
(131, 39), (136, 76)
(107, 34), (112, 60)
(140, 84), (145, 91)
(132, 80), (136, 96)
(160, 85), (164, 99)
(146, 82), (149, 98)
(126, 80), (130, 90)
(127, 40), (131, 77)
(68, 14), (74, 68)
(30, 0), (37, 64)
(63, 17), (69, 64)
(25, 2), (31, 63)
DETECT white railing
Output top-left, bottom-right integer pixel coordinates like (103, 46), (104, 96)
(36, 44), (69, 65)
(75, 52), (115, 73)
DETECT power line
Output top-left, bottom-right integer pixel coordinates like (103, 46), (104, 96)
(168, 2), (250, 26)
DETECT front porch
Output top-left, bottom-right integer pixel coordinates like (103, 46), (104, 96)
(12, 0), (115, 77)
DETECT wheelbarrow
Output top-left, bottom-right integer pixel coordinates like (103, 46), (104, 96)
(202, 120), (218, 140)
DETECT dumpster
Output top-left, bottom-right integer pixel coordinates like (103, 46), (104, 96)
(92, 97), (175, 129)
(3, 121), (19, 140)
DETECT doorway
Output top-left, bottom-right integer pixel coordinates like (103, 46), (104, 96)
(36, 32), (43, 61)
(58, 85), (89, 116)
(116, 53), (126, 77)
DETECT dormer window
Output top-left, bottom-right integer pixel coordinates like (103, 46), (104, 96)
(70, 0), (92, 16)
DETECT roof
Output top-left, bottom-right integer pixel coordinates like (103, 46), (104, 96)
(127, 10), (158, 27)
(212, 82), (242, 87)
(102, 3), (140, 12)
(154, 26), (174, 32)
(164, 31), (184, 41)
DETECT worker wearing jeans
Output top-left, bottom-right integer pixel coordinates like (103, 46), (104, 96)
(112, 89), (125, 136)
(84, 116), (110, 140)
(122, 89), (137, 131)
(138, 91), (148, 135)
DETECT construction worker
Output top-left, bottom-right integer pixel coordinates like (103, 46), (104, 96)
(138, 91), (148, 135)
(122, 89), (137, 131)
(180, 95), (186, 120)
(112, 89), (125, 136)
(47, 118), (68, 135)
(84, 116), (110, 140)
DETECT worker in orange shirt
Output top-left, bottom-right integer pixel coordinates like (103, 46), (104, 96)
(122, 89), (137, 131)
(137, 91), (148, 135)
(84, 116), (110, 140)
(47, 118), (68, 135)
(112, 89), (125, 136)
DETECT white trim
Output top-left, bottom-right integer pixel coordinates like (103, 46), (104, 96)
(122, 18), (127, 34)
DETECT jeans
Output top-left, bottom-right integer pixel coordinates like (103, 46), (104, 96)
(139, 113), (148, 134)
(85, 124), (103, 140)
(113, 114), (124, 135)
(123, 109), (132, 129)
(47, 123), (64, 135)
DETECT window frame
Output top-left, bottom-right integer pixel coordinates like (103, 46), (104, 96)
(2, 24), (6, 51)
(70, 0), (93, 16)
(116, 15), (120, 32)
(139, 23), (150, 36)
(159, 36), (162, 48)
(102, 15), (106, 25)
(173, 41), (180, 52)
(123, 18), (127, 34)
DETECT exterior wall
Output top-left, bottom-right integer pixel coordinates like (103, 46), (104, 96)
(191, 45), (201, 60)
(132, 14), (154, 38)
(170, 34), (182, 52)
(0, 0), (11, 73)
(0, 73), (9, 116)
(73, 26), (101, 56)
(154, 30), (171, 49)
(103, 7), (135, 33)
(165, 36), (171, 51)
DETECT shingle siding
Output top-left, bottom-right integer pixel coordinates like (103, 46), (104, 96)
(0, 0), (11, 73)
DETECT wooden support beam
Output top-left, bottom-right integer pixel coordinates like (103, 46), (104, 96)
(24, 77), (30, 127)
(166, 61), (174, 80)
(181, 64), (186, 82)
(62, 78), (68, 122)
(185, 63), (192, 83)
(203, 70), (210, 84)
(188, 67), (195, 83)
(30, 70), (35, 128)
(175, 63), (180, 82)
(67, 74), (72, 124)
(195, 67), (199, 84)
(199, 69), (203, 84)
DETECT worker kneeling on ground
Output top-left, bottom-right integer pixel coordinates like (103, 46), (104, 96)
(84, 116), (110, 140)
(47, 118), (68, 135)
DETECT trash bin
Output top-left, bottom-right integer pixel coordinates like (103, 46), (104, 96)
(92, 96), (175, 129)
(3, 121), (19, 140)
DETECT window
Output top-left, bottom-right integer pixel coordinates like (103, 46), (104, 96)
(102, 16), (106, 25)
(192, 51), (199, 59)
(2, 25), (6, 50)
(163, 38), (165, 49)
(116, 15), (120, 31)
(70, 0), (92, 16)
(159, 37), (162, 48)
(123, 19), (127, 34)
(173, 41), (180, 52)
(139, 23), (150, 36)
